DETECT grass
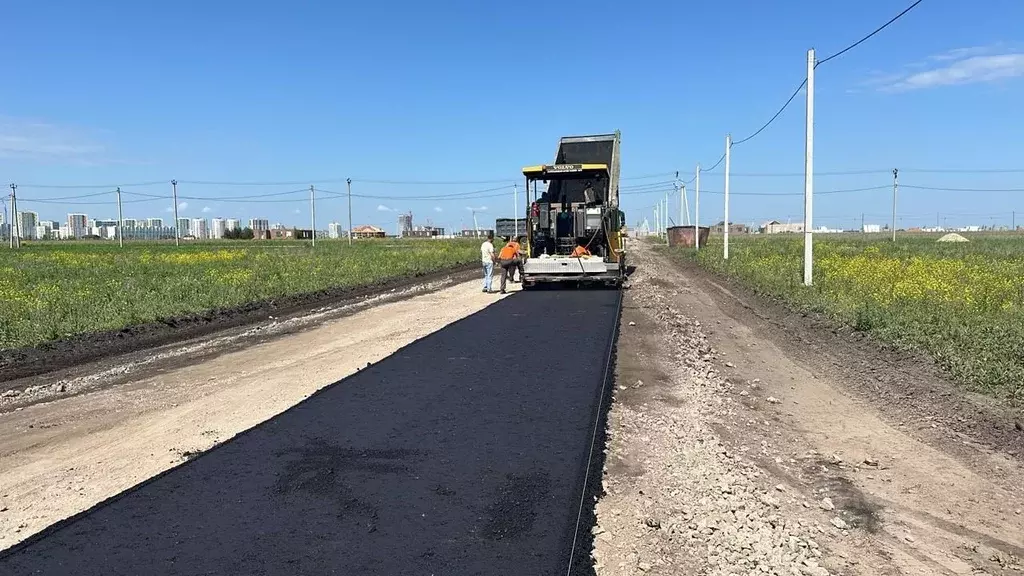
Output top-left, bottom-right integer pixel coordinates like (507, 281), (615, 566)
(663, 233), (1024, 402)
(0, 238), (481, 350)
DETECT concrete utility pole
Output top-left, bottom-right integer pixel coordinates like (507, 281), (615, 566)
(310, 185), (316, 248)
(802, 48), (815, 287)
(664, 192), (669, 241)
(116, 187), (124, 248)
(891, 168), (899, 242)
(694, 164), (701, 250)
(513, 183), (518, 238)
(346, 178), (353, 246)
(9, 184), (18, 249)
(724, 133), (732, 260)
(171, 180), (180, 246)
(675, 172), (684, 229)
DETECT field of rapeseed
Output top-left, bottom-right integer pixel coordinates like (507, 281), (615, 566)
(0, 239), (479, 350)
(667, 234), (1024, 401)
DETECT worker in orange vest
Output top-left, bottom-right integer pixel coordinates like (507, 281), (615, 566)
(497, 236), (524, 293)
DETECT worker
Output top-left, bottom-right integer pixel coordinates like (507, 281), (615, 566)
(497, 236), (524, 293)
(481, 231), (496, 293)
(571, 242), (591, 258)
(512, 235), (526, 281)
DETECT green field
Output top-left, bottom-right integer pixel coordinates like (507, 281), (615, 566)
(0, 239), (481, 350)
(664, 233), (1024, 402)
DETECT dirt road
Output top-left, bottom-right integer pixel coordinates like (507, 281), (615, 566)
(0, 277), (516, 549)
(594, 242), (1023, 575)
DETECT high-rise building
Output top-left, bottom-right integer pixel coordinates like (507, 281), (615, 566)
(17, 211), (39, 239)
(211, 218), (226, 239)
(146, 217), (164, 229)
(67, 213), (88, 239)
(328, 222), (343, 239)
(249, 218), (269, 234)
(226, 218), (241, 232)
(398, 212), (413, 236)
(121, 218), (138, 229)
(177, 218), (191, 237)
(191, 218), (208, 239)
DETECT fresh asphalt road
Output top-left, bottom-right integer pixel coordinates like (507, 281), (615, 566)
(0, 288), (621, 576)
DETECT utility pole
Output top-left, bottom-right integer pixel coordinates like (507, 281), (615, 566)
(694, 164), (701, 250)
(8, 182), (19, 248)
(9, 184), (18, 249)
(802, 48), (815, 287)
(891, 168), (899, 242)
(724, 133), (732, 260)
(682, 184), (689, 226)
(1013, 210), (1016, 230)
(654, 204), (659, 236)
(116, 187), (124, 248)
(664, 192), (669, 241)
(675, 171), (684, 229)
(346, 178), (353, 246)
(171, 180), (180, 247)
(310, 185), (316, 248)
(513, 183), (518, 238)
(861, 213), (865, 233)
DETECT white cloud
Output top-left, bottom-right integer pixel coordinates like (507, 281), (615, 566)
(377, 204), (393, 212)
(0, 116), (108, 165)
(864, 45), (1024, 92)
(164, 201), (188, 213)
(294, 208), (301, 214)
(202, 206), (212, 213)
(465, 206), (488, 212)
(433, 206), (444, 213)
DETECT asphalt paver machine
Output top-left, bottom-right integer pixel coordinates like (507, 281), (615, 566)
(519, 132), (627, 287)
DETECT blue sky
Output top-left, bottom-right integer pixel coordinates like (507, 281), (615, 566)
(3, 0), (1023, 232)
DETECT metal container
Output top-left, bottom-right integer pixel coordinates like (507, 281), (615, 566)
(667, 226), (710, 248)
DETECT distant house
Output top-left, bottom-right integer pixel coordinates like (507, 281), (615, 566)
(760, 220), (804, 234)
(352, 225), (386, 239)
(461, 229), (495, 239)
(711, 221), (750, 235)
(404, 226), (446, 238)
(253, 228), (314, 240)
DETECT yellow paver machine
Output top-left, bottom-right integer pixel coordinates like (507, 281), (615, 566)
(518, 131), (627, 288)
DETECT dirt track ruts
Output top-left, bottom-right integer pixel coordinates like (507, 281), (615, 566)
(0, 288), (621, 576)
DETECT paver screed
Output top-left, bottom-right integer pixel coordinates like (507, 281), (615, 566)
(0, 288), (621, 576)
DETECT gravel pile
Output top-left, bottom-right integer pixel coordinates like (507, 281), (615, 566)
(593, 248), (837, 576)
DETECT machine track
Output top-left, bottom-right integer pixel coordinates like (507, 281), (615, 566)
(0, 288), (622, 576)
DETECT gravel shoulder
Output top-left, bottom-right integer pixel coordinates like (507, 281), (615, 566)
(593, 241), (1023, 575)
(0, 277), (517, 550)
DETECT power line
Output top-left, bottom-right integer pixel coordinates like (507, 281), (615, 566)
(700, 168), (891, 177)
(730, 78), (808, 147)
(697, 185), (890, 197)
(700, 153), (727, 173)
(17, 180), (167, 190)
(901, 168), (1024, 174)
(901, 184), (1024, 193)
(815, 0), (926, 67)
